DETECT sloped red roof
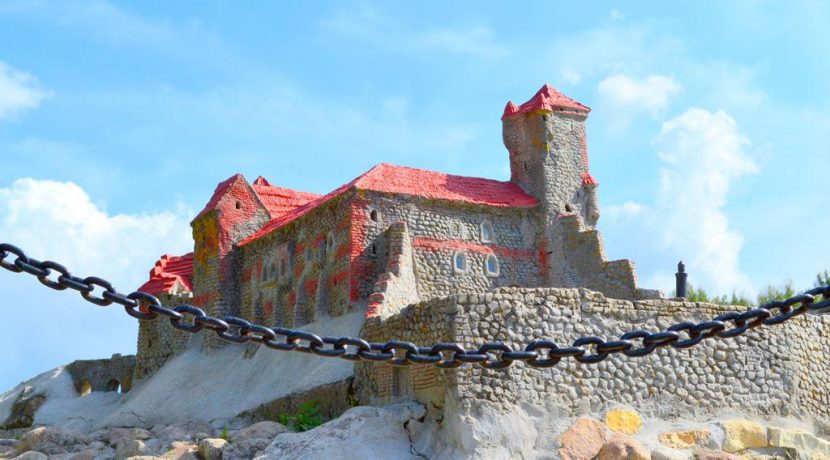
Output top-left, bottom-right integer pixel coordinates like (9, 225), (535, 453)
(192, 174), (246, 222)
(138, 253), (194, 296)
(251, 176), (322, 218)
(502, 84), (590, 120)
(239, 163), (538, 246)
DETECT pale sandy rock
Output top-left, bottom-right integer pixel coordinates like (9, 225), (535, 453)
(558, 417), (608, 460)
(62, 441), (112, 460)
(605, 409), (643, 435)
(254, 405), (422, 460)
(159, 442), (199, 460)
(228, 421), (287, 443)
(651, 445), (692, 460)
(694, 449), (738, 460)
(152, 423), (214, 443)
(16, 427), (90, 455)
(659, 430), (710, 449)
(115, 439), (147, 460)
(719, 421), (767, 453)
(124, 456), (159, 460)
(768, 426), (830, 456)
(12, 452), (47, 460)
(598, 433), (650, 460)
(198, 438), (227, 460)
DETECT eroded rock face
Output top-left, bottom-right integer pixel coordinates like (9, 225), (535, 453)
(558, 417), (609, 460)
(254, 404), (426, 460)
(1, 388), (45, 430)
(597, 434), (650, 460)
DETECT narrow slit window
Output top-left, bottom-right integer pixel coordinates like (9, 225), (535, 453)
(485, 254), (500, 277)
(453, 252), (467, 273)
(481, 221), (495, 243)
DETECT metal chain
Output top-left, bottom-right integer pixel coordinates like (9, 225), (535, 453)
(1, 242), (828, 369)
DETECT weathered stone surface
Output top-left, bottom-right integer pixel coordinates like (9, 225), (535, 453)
(558, 418), (608, 460)
(652, 445), (692, 460)
(198, 438), (227, 460)
(159, 442), (199, 460)
(253, 406), (421, 460)
(228, 421), (287, 443)
(123, 456), (158, 460)
(720, 421), (768, 453)
(768, 427), (830, 455)
(115, 439), (147, 460)
(1, 387), (45, 430)
(598, 434), (650, 460)
(106, 428), (153, 446)
(605, 409), (643, 435)
(12, 452), (48, 460)
(152, 423), (214, 443)
(694, 449), (739, 460)
(16, 427), (90, 456)
(660, 429), (711, 449)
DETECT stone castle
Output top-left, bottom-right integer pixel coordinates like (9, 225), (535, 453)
(134, 84), (661, 377)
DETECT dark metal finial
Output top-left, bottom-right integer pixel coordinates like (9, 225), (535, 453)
(675, 260), (688, 298)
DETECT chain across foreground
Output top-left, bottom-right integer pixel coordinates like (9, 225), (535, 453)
(2, 242), (828, 370)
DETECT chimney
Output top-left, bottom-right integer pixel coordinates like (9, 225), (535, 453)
(675, 261), (688, 298)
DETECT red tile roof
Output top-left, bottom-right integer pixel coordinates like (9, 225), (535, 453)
(192, 174), (246, 222)
(502, 84), (590, 120)
(239, 163), (538, 246)
(138, 253), (194, 296)
(251, 176), (322, 218)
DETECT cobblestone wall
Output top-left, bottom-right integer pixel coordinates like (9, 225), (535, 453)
(134, 293), (193, 380)
(356, 288), (830, 429)
(239, 193), (354, 327)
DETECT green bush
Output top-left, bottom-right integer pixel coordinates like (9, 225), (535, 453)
(279, 401), (325, 432)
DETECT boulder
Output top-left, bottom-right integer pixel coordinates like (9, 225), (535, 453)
(16, 426), (91, 456)
(651, 445), (692, 460)
(693, 449), (738, 460)
(768, 427), (830, 456)
(659, 429), (710, 449)
(159, 441), (200, 460)
(598, 434), (650, 460)
(199, 438), (227, 460)
(719, 421), (767, 453)
(115, 440), (148, 460)
(559, 417), (609, 460)
(253, 405), (423, 460)
(605, 409), (643, 435)
(12, 452), (48, 460)
(228, 421), (287, 443)
(106, 428), (153, 446)
(152, 423), (214, 443)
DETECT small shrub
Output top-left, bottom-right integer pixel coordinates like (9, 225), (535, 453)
(220, 426), (229, 441)
(279, 401), (325, 432)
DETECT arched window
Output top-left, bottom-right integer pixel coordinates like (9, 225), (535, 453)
(485, 254), (500, 277)
(481, 221), (495, 243)
(370, 209), (379, 222)
(453, 252), (467, 274)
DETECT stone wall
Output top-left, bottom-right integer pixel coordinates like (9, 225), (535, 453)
(134, 293), (193, 380)
(366, 221), (420, 318)
(356, 288), (830, 430)
(65, 354), (136, 395)
(239, 192), (355, 328)
(362, 191), (542, 301)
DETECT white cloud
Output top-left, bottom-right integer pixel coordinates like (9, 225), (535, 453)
(654, 108), (758, 295)
(598, 74), (681, 116)
(0, 61), (48, 120)
(604, 201), (646, 221)
(0, 178), (192, 289)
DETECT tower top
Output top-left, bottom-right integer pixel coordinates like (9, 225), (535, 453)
(502, 84), (590, 120)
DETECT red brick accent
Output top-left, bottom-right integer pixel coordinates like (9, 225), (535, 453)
(305, 277), (318, 297)
(329, 270), (349, 288)
(412, 237), (534, 258)
(138, 253), (194, 295)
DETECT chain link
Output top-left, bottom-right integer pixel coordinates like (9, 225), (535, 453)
(2, 242), (829, 369)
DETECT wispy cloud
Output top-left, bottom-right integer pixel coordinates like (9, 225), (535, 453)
(320, 4), (508, 58)
(0, 60), (48, 120)
(598, 74), (681, 117)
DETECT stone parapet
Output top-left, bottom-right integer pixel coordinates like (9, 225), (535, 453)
(356, 287), (830, 429)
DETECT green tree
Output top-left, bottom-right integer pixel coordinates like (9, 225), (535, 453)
(815, 270), (830, 288)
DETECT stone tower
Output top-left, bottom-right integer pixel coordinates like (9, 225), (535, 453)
(502, 84), (603, 287)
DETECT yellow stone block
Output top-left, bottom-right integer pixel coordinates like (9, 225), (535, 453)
(768, 427), (830, 456)
(605, 409), (642, 435)
(720, 420), (768, 453)
(658, 429), (710, 448)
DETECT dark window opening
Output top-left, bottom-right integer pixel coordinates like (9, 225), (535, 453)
(105, 379), (120, 392)
(370, 209), (378, 222)
(565, 204), (573, 213)
(235, 201), (241, 209)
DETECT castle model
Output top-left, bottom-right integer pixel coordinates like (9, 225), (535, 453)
(134, 84), (660, 377)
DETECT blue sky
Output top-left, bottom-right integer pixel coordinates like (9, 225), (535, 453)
(1, 1), (828, 390)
